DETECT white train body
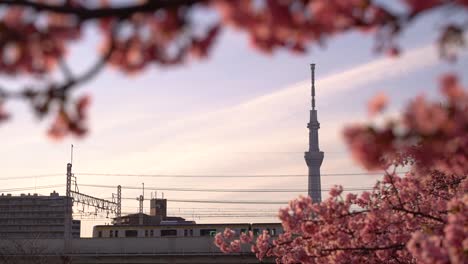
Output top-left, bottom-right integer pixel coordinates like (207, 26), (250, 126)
(93, 223), (283, 238)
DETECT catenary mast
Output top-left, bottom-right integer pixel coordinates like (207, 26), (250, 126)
(304, 64), (324, 203)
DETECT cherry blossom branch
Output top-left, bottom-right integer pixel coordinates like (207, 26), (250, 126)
(320, 244), (406, 253)
(337, 210), (370, 218)
(214, 54), (468, 264)
(63, 24), (118, 92)
(392, 207), (445, 224)
(0, 21), (122, 137)
(0, 22), (119, 101)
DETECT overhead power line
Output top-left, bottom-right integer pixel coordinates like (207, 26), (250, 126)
(75, 172), (403, 178)
(75, 215), (279, 222)
(0, 171), (409, 181)
(81, 183), (374, 193)
(77, 215), (278, 219)
(148, 213), (279, 217)
(168, 207), (281, 211)
(121, 197), (288, 204)
(0, 184), (63, 193)
(0, 174), (63, 181)
(0, 183), (374, 195)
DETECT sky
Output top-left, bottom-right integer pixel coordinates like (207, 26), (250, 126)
(1, 4), (467, 237)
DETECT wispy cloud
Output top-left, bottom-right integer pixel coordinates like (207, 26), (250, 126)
(75, 42), (446, 206)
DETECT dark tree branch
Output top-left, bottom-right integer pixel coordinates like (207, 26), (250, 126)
(60, 22), (119, 92)
(392, 206), (445, 223)
(58, 57), (74, 82)
(320, 244), (406, 253)
(0, 21), (119, 101)
(0, 0), (205, 20)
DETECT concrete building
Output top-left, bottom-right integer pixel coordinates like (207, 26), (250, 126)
(150, 197), (167, 217)
(149, 197), (195, 224)
(0, 191), (80, 238)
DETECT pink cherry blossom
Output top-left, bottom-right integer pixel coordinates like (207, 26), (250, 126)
(216, 74), (468, 263)
(368, 92), (388, 116)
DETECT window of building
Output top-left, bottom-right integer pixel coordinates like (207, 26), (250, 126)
(189, 229), (193, 236)
(145, 230), (148, 237)
(271, 228), (276, 236)
(125, 230), (138, 237)
(109, 230), (113, 238)
(161, 229), (177, 237)
(200, 229), (217, 237)
(184, 229), (188, 236)
(115, 230), (119, 237)
(253, 229), (261, 235)
(98, 231), (102, 238)
(150, 230), (154, 237)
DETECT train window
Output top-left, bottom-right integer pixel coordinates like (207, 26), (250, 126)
(150, 230), (154, 237)
(98, 231), (102, 238)
(110, 230), (113, 238)
(200, 229), (217, 237)
(125, 230), (138, 237)
(145, 230), (148, 237)
(115, 230), (119, 237)
(161, 230), (177, 237)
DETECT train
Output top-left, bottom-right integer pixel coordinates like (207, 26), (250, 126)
(93, 222), (283, 238)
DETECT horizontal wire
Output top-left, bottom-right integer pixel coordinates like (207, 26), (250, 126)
(0, 184), (63, 193)
(121, 198), (288, 204)
(75, 172), (400, 178)
(76, 217), (278, 220)
(83, 183), (373, 193)
(123, 207), (280, 212)
(145, 214), (278, 217)
(0, 174), (64, 181)
(75, 216), (279, 221)
(164, 207), (290, 210)
(0, 171), (409, 181)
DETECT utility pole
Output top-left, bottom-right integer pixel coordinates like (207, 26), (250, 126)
(137, 183), (144, 225)
(64, 160), (73, 254)
(116, 185), (122, 224)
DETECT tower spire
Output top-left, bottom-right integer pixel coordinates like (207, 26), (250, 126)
(305, 64), (324, 203)
(311, 64), (316, 110)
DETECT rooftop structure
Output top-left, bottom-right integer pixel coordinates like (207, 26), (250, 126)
(113, 212), (193, 226)
(113, 197), (195, 226)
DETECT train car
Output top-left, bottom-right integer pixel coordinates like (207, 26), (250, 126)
(93, 223), (283, 238)
(251, 222), (282, 236)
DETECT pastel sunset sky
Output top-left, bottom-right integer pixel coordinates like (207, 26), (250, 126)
(1, 4), (467, 236)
